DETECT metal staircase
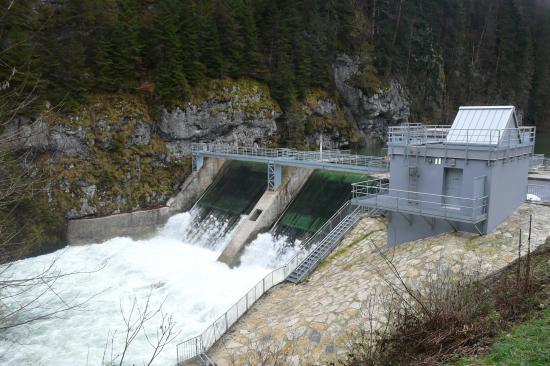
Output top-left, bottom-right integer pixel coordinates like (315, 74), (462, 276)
(197, 353), (215, 366)
(286, 201), (380, 284)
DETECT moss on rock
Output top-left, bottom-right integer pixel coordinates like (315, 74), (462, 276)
(39, 94), (191, 222)
(189, 78), (281, 116)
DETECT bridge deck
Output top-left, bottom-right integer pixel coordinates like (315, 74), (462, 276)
(192, 143), (389, 174)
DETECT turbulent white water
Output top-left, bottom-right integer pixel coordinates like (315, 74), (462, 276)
(0, 210), (298, 366)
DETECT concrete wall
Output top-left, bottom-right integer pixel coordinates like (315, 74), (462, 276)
(218, 166), (314, 265)
(66, 207), (173, 245)
(67, 157), (226, 245)
(167, 157), (227, 212)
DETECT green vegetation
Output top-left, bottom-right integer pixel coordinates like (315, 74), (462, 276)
(456, 309), (550, 366)
(3, 0), (550, 129)
(190, 78), (281, 115)
(9, 193), (67, 256)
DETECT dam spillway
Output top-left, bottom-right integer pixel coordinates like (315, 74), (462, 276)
(273, 170), (370, 243)
(3, 145), (388, 366)
(185, 161), (268, 245)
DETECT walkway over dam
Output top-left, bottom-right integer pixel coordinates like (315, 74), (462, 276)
(192, 143), (388, 190)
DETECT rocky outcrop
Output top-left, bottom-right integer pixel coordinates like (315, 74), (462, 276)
(160, 79), (280, 157)
(4, 80), (283, 222)
(6, 118), (87, 156)
(298, 90), (362, 150)
(334, 54), (410, 144)
(4, 95), (188, 221)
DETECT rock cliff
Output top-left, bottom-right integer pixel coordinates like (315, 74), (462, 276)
(300, 90), (362, 150)
(159, 79), (280, 157)
(4, 74), (408, 251)
(334, 54), (410, 144)
(6, 80), (283, 223)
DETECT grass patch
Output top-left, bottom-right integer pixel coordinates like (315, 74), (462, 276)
(456, 309), (550, 366)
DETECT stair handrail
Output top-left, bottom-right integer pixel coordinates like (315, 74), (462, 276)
(284, 200), (360, 270)
(300, 200), (351, 246)
(289, 205), (365, 283)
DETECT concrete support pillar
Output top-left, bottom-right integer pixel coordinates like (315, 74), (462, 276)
(218, 166), (314, 266)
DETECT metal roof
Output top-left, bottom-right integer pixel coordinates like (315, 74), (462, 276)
(446, 106), (518, 145)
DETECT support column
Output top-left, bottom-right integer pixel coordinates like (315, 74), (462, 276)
(267, 163), (282, 191)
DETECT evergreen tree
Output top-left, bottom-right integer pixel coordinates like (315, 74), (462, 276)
(234, 0), (264, 78)
(92, 0), (118, 91)
(5, 0), (548, 130)
(0, 0), (40, 111)
(111, 0), (142, 89)
(216, 1), (245, 78)
(36, 0), (94, 109)
(199, 5), (223, 79)
(180, 0), (205, 85)
(152, 0), (190, 107)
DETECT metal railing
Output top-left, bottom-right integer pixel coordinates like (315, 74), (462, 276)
(298, 200), (356, 251)
(192, 143), (389, 171)
(388, 125), (536, 148)
(352, 180), (488, 223)
(527, 184), (550, 203)
(287, 201), (367, 283)
(175, 249), (307, 364)
(530, 154), (550, 171)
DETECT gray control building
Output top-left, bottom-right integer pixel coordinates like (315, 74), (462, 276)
(352, 106), (536, 246)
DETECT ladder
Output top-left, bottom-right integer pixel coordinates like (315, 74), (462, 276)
(286, 203), (379, 284)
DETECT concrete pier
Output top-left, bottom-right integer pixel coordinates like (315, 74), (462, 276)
(218, 166), (314, 265)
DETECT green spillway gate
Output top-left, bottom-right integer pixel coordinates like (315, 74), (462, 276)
(198, 161), (267, 215)
(274, 170), (371, 243)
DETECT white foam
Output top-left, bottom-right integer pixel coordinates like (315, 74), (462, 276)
(0, 211), (292, 365)
(526, 193), (541, 202)
(241, 233), (301, 268)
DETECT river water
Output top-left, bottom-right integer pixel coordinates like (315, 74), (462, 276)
(0, 211), (298, 366)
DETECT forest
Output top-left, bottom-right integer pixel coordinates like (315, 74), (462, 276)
(2, 0), (550, 130)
